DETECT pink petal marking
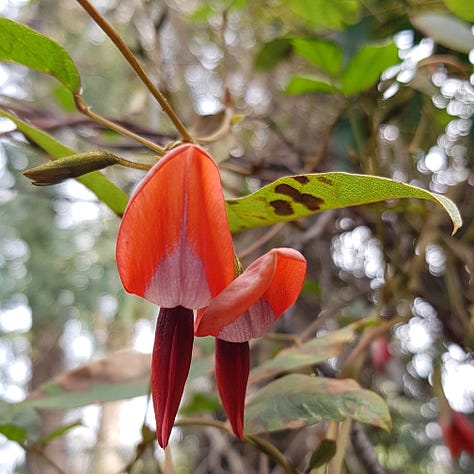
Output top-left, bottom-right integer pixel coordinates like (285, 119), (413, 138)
(196, 248), (306, 342)
(116, 144), (235, 309)
(216, 298), (275, 343)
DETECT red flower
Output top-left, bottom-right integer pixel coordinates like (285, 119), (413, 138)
(117, 144), (235, 447)
(116, 143), (306, 446)
(196, 247), (306, 438)
(440, 410), (474, 458)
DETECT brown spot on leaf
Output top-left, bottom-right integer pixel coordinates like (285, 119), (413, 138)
(275, 183), (301, 200)
(226, 199), (239, 205)
(293, 175), (310, 185)
(275, 183), (324, 211)
(317, 176), (333, 185)
(270, 200), (294, 216)
(300, 194), (324, 211)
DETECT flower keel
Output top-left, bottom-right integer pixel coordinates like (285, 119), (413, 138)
(215, 339), (250, 439)
(151, 306), (194, 448)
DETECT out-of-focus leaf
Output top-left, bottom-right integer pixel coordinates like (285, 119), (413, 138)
(0, 424), (28, 444)
(289, 0), (360, 29)
(292, 38), (343, 75)
(411, 12), (474, 53)
(23, 151), (123, 185)
(443, 0), (474, 21)
(40, 420), (82, 445)
(341, 41), (399, 95)
(0, 18), (80, 92)
(180, 393), (220, 415)
(0, 399), (40, 442)
(249, 321), (368, 384)
(307, 439), (337, 470)
(285, 75), (337, 95)
(225, 172), (462, 233)
(21, 350), (211, 410)
(25, 350), (151, 409)
(255, 37), (293, 71)
(245, 374), (391, 434)
(0, 109), (129, 216)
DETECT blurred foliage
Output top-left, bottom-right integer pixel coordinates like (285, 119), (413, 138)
(0, 0), (473, 473)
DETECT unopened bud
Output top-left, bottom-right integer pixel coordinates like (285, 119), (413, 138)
(23, 151), (120, 185)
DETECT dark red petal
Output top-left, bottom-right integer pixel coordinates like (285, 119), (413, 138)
(151, 306), (194, 448)
(440, 416), (463, 458)
(215, 339), (250, 440)
(452, 411), (474, 455)
(116, 144), (235, 308)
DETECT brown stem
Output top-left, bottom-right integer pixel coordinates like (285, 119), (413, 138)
(75, 0), (193, 142)
(175, 418), (298, 474)
(73, 94), (166, 155)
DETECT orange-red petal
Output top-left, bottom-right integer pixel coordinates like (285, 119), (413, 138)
(116, 144), (235, 309)
(195, 248), (306, 342)
(215, 339), (249, 440)
(151, 306), (194, 448)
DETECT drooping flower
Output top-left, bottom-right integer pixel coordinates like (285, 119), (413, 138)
(116, 143), (307, 447)
(196, 247), (307, 438)
(116, 144), (235, 447)
(440, 409), (474, 458)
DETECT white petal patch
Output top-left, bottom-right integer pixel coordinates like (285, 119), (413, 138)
(144, 202), (211, 309)
(217, 298), (275, 343)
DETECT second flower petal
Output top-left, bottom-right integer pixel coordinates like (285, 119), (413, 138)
(195, 248), (306, 342)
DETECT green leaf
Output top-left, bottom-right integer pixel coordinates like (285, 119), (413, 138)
(341, 41), (399, 95)
(40, 420), (82, 445)
(289, 0), (360, 29)
(285, 75), (337, 95)
(255, 37), (293, 71)
(0, 424), (28, 444)
(292, 38), (343, 75)
(249, 321), (368, 384)
(225, 172), (462, 233)
(0, 109), (129, 216)
(0, 399), (40, 442)
(21, 350), (211, 410)
(24, 351), (151, 410)
(410, 12), (474, 53)
(180, 393), (221, 415)
(443, 0), (474, 21)
(0, 18), (80, 92)
(245, 374), (391, 434)
(307, 439), (337, 470)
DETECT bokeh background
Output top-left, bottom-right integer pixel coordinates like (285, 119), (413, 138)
(0, 0), (473, 473)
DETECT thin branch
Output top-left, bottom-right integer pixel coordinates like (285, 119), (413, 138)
(75, 0), (193, 142)
(73, 94), (166, 155)
(246, 434), (299, 474)
(23, 444), (68, 474)
(175, 418), (298, 474)
(237, 223), (285, 260)
(350, 422), (386, 474)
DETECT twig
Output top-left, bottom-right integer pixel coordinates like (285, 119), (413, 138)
(75, 0), (193, 142)
(246, 434), (299, 474)
(350, 422), (386, 474)
(73, 94), (166, 155)
(175, 417), (298, 474)
(237, 223), (285, 260)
